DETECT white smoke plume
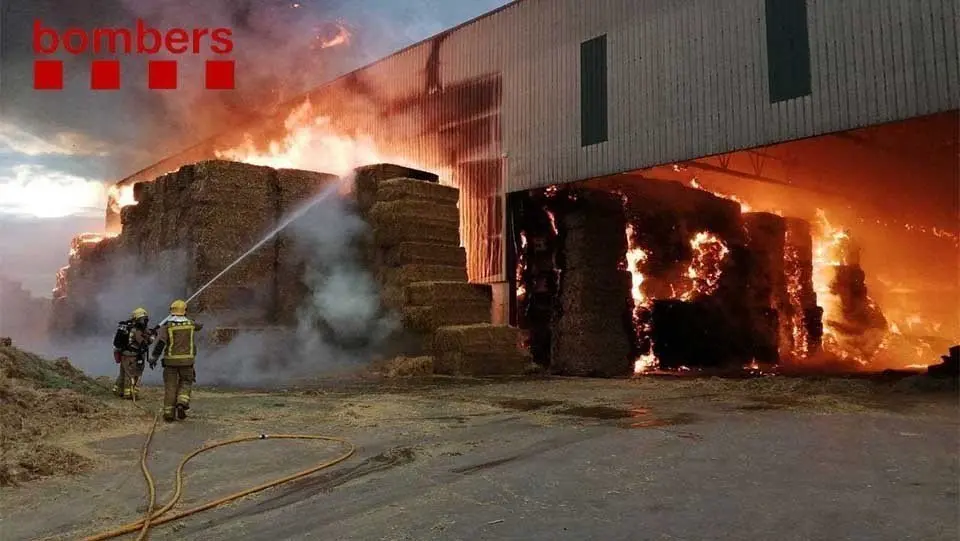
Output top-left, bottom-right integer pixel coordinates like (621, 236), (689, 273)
(202, 176), (398, 386)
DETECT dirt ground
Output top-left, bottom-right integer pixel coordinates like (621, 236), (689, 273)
(1, 373), (958, 541)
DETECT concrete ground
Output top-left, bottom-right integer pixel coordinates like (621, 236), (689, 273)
(1, 375), (958, 541)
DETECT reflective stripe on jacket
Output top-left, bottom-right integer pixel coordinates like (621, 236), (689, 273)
(165, 321), (197, 361)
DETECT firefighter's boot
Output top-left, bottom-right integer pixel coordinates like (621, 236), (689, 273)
(175, 404), (187, 420)
(162, 406), (176, 422)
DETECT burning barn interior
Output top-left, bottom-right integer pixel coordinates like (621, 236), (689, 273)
(510, 111), (959, 377)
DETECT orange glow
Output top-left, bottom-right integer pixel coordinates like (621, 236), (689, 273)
(682, 232), (730, 300)
(214, 101), (449, 180)
(107, 184), (136, 211)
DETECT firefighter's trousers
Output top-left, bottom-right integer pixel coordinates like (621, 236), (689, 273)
(163, 364), (195, 419)
(115, 355), (143, 399)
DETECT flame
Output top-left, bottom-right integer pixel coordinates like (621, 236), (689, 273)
(625, 224), (657, 373)
(784, 241), (808, 359)
(108, 184), (136, 211)
(682, 232), (730, 299)
(215, 101), (446, 180)
(516, 231), (528, 300)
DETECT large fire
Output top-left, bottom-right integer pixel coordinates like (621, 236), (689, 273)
(624, 223), (730, 373)
(683, 180), (956, 371)
(214, 101), (445, 180)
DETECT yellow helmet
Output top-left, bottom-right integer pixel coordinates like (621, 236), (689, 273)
(131, 307), (148, 319)
(169, 299), (187, 316)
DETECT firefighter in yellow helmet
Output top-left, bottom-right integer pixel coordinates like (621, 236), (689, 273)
(150, 299), (204, 422)
(112, 307), (154, 399)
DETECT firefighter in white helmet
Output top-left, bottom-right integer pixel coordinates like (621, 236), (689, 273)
(112, 307), (154, 399)
(150, 299), (204, 422)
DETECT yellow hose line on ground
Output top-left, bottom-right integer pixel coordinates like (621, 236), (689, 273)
(80, 389), (357, 541)
(129, 379), (160, 541)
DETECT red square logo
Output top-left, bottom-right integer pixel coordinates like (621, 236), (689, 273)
(34, 60), (63, 90)
(91, 60), (120, 90)
(148, 60), (178, 90)
(205, 60), (235, 90)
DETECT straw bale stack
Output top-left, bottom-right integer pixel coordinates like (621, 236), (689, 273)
(187, 160), (276, 203)
(430, 324), (530, 376)
(274, 169), (340, 325)
(743, 212), (788, 363)
(353, 164), (440, 216)
(550, 193), (633, 377)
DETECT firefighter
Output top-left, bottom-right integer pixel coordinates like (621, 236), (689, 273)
(150, 299), (204, 422)
(112, 307), (154, 399)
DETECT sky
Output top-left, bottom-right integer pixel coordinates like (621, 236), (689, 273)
(0, 0), (512, 296)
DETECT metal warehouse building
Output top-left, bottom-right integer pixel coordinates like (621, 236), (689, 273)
(115, 0), (959, 327)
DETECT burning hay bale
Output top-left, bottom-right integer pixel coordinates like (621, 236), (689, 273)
(430, 324), (530, 376)
(551, 190), (634, 377)
(828, 265), (888, 359)
(784, 218), (823, 358)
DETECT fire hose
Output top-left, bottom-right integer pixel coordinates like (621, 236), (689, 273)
(76, 378), (357, 541)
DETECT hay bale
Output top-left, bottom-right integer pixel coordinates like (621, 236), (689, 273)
(382, 242), (467, 267)
(191, 285), (263, 314)
(368, 200), (460, 230)
(404, 281), (492, 306)
(549, 326), (633, 377)
(402, 303), (491, 332)
(277, 168), (338, 200)
(353, 163), (441, 215)
(381, 264), (468, 287)
(189, 160), (277, 202)
(430, 324), (529, 376)
(378, 356), (435, 377)
(210, 327), (240, 346)
(376, 178), (459, 205)
(374, 221), (460, 247)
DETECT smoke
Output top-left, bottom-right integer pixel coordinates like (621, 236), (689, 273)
(24, 249), (191, 382)
(202, 175), (398, 386)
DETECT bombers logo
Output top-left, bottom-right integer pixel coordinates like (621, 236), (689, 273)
(32, 19), (236, 91)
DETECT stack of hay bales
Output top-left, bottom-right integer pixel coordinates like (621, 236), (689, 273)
(355, 165), (530, 376)
(784, 218), (823, 358)
(120, 161), (281, 323)
(550, 190), (633, 377)
(743, 212), (788, 363)
(274, 168), (340, 325)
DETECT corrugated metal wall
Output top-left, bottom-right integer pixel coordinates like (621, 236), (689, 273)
(496, 0), (958, 192)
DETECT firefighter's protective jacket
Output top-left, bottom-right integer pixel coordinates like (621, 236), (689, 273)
(152, 316), (204, 367)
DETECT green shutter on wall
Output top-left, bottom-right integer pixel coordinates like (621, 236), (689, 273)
(580, 35), (608, 147)
(765, 0), (813, 103)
